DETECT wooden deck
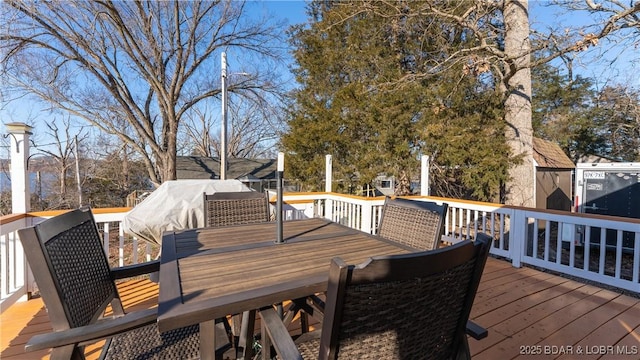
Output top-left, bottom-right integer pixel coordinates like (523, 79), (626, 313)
(2, 257), (639, 359)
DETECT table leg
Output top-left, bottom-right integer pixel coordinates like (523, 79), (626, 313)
(200, 321), (216, 360)
(260, 316), (272, 360)
(238, 310), (256, 359)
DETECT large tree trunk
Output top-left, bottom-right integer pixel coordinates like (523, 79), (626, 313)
(163, 149), (177, 182)
(503, 0), (534, 207)
(59, 161), (67, 201)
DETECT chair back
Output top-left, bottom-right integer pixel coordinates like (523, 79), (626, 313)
(318, 233), (492, 360)
(18, 208), (121, 331)
(204, 191), (271, 227)
(377, 197), (448, 251)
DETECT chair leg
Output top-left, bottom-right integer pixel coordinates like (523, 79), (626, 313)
(232, 313), (242, 345)
(200, 321), (216, 360)
(300, 312), (309, 334)
(220, 317), (233, 341)
(287, 298), (311, 333)
(455, 336), (472, 360)
(51, 344), (82, 360)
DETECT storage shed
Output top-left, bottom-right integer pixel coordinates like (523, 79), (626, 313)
(532, 137), (575, 211)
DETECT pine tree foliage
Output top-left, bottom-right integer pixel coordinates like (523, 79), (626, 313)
(424, 75), (510, 201)
(282, 1), (512, 200)
(594, 86), (640, 161)
(531, 62), (605, 162)
(532, 61), (640, 162)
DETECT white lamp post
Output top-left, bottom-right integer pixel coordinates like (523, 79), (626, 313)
(275, 152), (284, 244)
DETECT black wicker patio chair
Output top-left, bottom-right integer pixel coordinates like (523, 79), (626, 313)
(17, 207), (231, 360)
(204, 191), (271, 227)
(259, 233), (493, 360)
(290, 197), (454, 339)
(377, 196), (449, 251)
(203, 190), (272, 357)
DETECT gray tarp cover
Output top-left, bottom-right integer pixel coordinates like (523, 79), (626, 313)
(122, 179), (252, 245)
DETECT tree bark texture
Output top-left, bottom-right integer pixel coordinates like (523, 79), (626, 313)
(503, 0), (534, 207)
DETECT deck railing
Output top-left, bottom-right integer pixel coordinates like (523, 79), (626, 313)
(316, 194), (639, 292)
(1, 192), (638, 313)
(0, 208), (156, 312)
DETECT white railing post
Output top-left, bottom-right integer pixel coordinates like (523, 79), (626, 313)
(2, 123), (32, 308)
(324, 155), (333, 220)
(7, 122), (33, 214)
(510, 209), (526, 268)
(361, 200), (373, 234)
(421, 155), (430, 196)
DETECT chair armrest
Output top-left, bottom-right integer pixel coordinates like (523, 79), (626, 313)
(111, 260), (160, 280)
(25, 308), (157, 352)
(466, 320), (488, 340)
(259, 307), (303, 360)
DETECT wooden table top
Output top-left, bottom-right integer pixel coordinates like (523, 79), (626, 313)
(157, 218), (411, 332)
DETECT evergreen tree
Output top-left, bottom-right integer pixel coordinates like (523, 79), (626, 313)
(283, 1), (512, 201)
(423, 74), (508, 201)
(531, 62), (606, 162)
(532, 62), (640, 162)
(593, 86), (640, 161)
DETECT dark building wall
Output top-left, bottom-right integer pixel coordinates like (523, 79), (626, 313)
(535, 168), (573, 211)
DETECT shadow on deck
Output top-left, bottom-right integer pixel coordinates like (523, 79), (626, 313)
(2, 257), (639, 359)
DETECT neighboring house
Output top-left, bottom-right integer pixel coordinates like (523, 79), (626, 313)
(178, 143), (574, 205)
(371, 174), (416, 196)
(126, 156), (292, 206)
(372, 175), (395, 196)
(177, 156), (402, 196)
(532, 137), (575, 211)
(350, 175), (404, 197)
(176, 156), (281, 192)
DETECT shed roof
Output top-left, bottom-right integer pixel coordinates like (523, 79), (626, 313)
(532, 137), (575, 169)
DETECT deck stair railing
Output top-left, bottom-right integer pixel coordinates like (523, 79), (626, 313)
(2, 193), (638, 313)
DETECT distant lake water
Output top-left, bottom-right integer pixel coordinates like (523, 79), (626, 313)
(1, 172), (56, 196)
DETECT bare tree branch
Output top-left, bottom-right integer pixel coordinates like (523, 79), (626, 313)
(1, 0), (287, 184)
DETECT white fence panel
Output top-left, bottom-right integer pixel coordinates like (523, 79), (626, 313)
(519, 209), (640, 293)
(0, 209), (157, 311)
(0, 216), (28, 312)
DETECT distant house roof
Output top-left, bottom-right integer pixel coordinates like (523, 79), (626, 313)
(532, 137), (575, 169)
(176, 156), (277, 180)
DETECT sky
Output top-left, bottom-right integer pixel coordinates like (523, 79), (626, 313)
(529, 1), (639, 88)
(1, 0), (638, 157)
(259, 0), (638, 87)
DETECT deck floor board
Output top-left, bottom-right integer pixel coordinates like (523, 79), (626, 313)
(2, 257), (638, 360)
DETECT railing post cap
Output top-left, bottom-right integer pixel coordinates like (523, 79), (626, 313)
(5, 122), (33, 135)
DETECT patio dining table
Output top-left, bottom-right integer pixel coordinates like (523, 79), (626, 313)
(157, 217), (413, 360)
